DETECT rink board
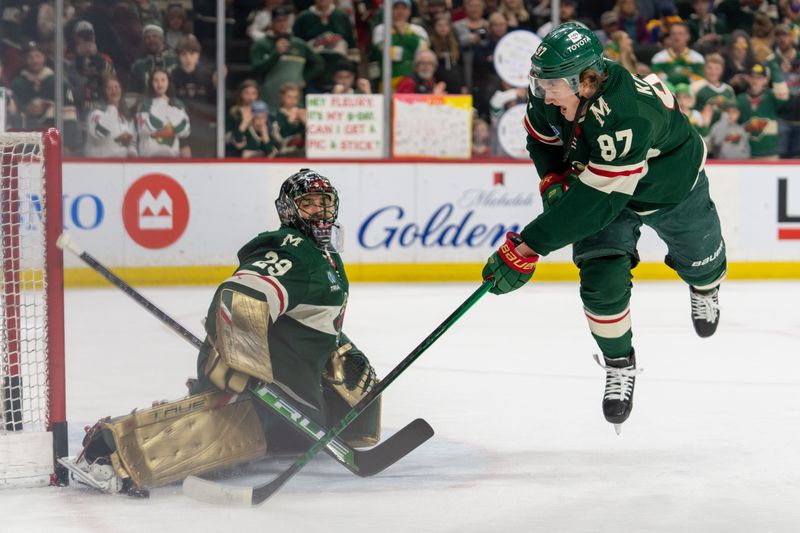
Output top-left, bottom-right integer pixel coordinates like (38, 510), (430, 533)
(53, 159), (800, 285)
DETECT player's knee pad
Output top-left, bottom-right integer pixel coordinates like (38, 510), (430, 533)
(323, 343), (381, 447)
(82, 391), (267, 491)
(579, 255), (633, 314)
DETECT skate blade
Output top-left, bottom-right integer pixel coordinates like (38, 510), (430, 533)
(57, 457), (108, 492)
(613, 424), (623, 435)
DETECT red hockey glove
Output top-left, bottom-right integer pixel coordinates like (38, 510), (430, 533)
(482, 232), (539, 295)
(539, 167), (578, 211)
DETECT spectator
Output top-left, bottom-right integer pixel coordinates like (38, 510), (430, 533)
(643, 6), (682, 44)
(604, 30), (638, 73)
(690, 53), (736, 126)
(488, 82), (525, 153)
(736, 62), (789, 159)
(614, 0), (647, 44)
(131, 0), (162, 28)
(0, 59), (21, 129)
(251, 6), (324, 112)
(472, 11), (508, 117)
(247, 0), (293, 41)
(293, 0), (359, 91)
(164, 4), (192, 51)
(225, 79), (260, 156)
(716, 0), (780, 34)
(371, 0), (430, 88)
(530, 0), (551, 29)
(10, 42), (80, 154)
(85, 77), (137, 158)
(331, 62), (372, 93)
(724, 30), (755, 95)
(775, 24), (800, 156)
(636, 0), (677, 22)
(707, 98), (751, 159)
(777, 0), (800, 45)
(537, 0), (578, 38)
(136, 68), (190, 158)
(498, 0), (535, 33)
(396, 49), (448, 93)
(129, 25), (179, 96)
(230, 100), (277, 158)
(171, 35), (216, 157)
(67, 20), (116, 118)
(595, 11), (621, 46)
(452, 0), (488, 89)
(686, 0), (726, 54)
(271, 81), (307, 157)
(675, 82), (711, 136)
(430, 13), (466, 93)
(418, 0), (450, 36)
(650, 22), (705, 85)
(751, 13), (777, 64)
(472, 117), (491, 157)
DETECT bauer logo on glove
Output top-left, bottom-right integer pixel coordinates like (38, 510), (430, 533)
(482, 232), (539, 295)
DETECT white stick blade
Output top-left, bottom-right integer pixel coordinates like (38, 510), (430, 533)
(182, 475), (254, 506)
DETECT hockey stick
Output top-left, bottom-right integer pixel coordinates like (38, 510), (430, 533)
(183, 278), (494, 506)
(57, 232), (433, 478)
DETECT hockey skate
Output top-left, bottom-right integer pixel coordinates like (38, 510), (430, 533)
(57, 455), (124, 494)
(690, 286), (720, 338)
(594, 350), (641, 435)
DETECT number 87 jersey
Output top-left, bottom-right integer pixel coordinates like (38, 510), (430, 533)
(520, 60), (708, 257)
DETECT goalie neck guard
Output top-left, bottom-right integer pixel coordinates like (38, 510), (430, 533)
(275, 169), (341, 251)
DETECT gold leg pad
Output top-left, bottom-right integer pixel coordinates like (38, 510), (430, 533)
(103, 390), (267, 490)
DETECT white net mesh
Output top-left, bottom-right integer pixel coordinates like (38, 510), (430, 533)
(1, 132), (49, 435)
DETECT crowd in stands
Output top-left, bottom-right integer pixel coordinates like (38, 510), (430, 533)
(1, 0), (799, 159)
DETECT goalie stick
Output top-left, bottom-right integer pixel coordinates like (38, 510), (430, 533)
(183, 278), (494, 506)
(56, 232), (433, 478)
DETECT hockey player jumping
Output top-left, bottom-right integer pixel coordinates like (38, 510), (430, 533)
(482, 23), (726, 433)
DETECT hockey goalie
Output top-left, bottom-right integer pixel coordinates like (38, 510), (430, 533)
(60, 169), (381, 495)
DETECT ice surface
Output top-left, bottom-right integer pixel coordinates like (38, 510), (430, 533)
(1, 281), (799, 532)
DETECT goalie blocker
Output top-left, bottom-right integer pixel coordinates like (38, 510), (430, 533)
(65, 169), (381, 494)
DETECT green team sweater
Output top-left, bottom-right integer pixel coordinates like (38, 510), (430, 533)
(650, 48), (706, 86)
(250, 34), (325, 111)
(736, 89), (787, 157)
(691, 80), (735, 126)
(521, 60), (707, 255)
(292, 8), (357, 88)
(196, 226), (350, 417)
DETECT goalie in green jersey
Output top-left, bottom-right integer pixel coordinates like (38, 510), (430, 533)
(482, 23), (727, 433)
(62, 169), (381, 494)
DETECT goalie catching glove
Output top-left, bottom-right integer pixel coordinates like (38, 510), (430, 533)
(482, 232), (539, 295)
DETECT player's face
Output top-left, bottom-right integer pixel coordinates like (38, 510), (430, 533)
(296, 193), (336, 222)
(535, 78), (580, 118)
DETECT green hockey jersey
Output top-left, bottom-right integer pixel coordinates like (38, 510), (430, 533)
(521, 60), (707, 255)
(197, 226), (349, 417)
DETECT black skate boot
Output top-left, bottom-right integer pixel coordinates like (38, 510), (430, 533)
(593, 349), (640, 434)
(690, 286), (720, 338)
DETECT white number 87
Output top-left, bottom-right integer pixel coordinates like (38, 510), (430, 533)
(597, 129), (633, 161)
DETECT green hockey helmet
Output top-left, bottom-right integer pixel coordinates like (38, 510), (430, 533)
(529, 22), (606, 98)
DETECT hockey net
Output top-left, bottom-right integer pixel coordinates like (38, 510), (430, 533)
(0, 129), (67, 487)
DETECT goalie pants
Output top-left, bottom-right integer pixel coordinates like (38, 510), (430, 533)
(572, 170), (726, 358)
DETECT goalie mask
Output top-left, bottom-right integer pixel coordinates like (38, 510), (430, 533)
(275, 169), (341, 251)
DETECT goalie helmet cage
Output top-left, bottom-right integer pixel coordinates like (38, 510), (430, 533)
(0, 129), (67, 488)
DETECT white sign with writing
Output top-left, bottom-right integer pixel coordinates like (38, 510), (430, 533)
(497, 103), (529, 159)
(494, 31), (541, 88)
(392, 94), (473, 159)
(305, 94), (383, 159)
